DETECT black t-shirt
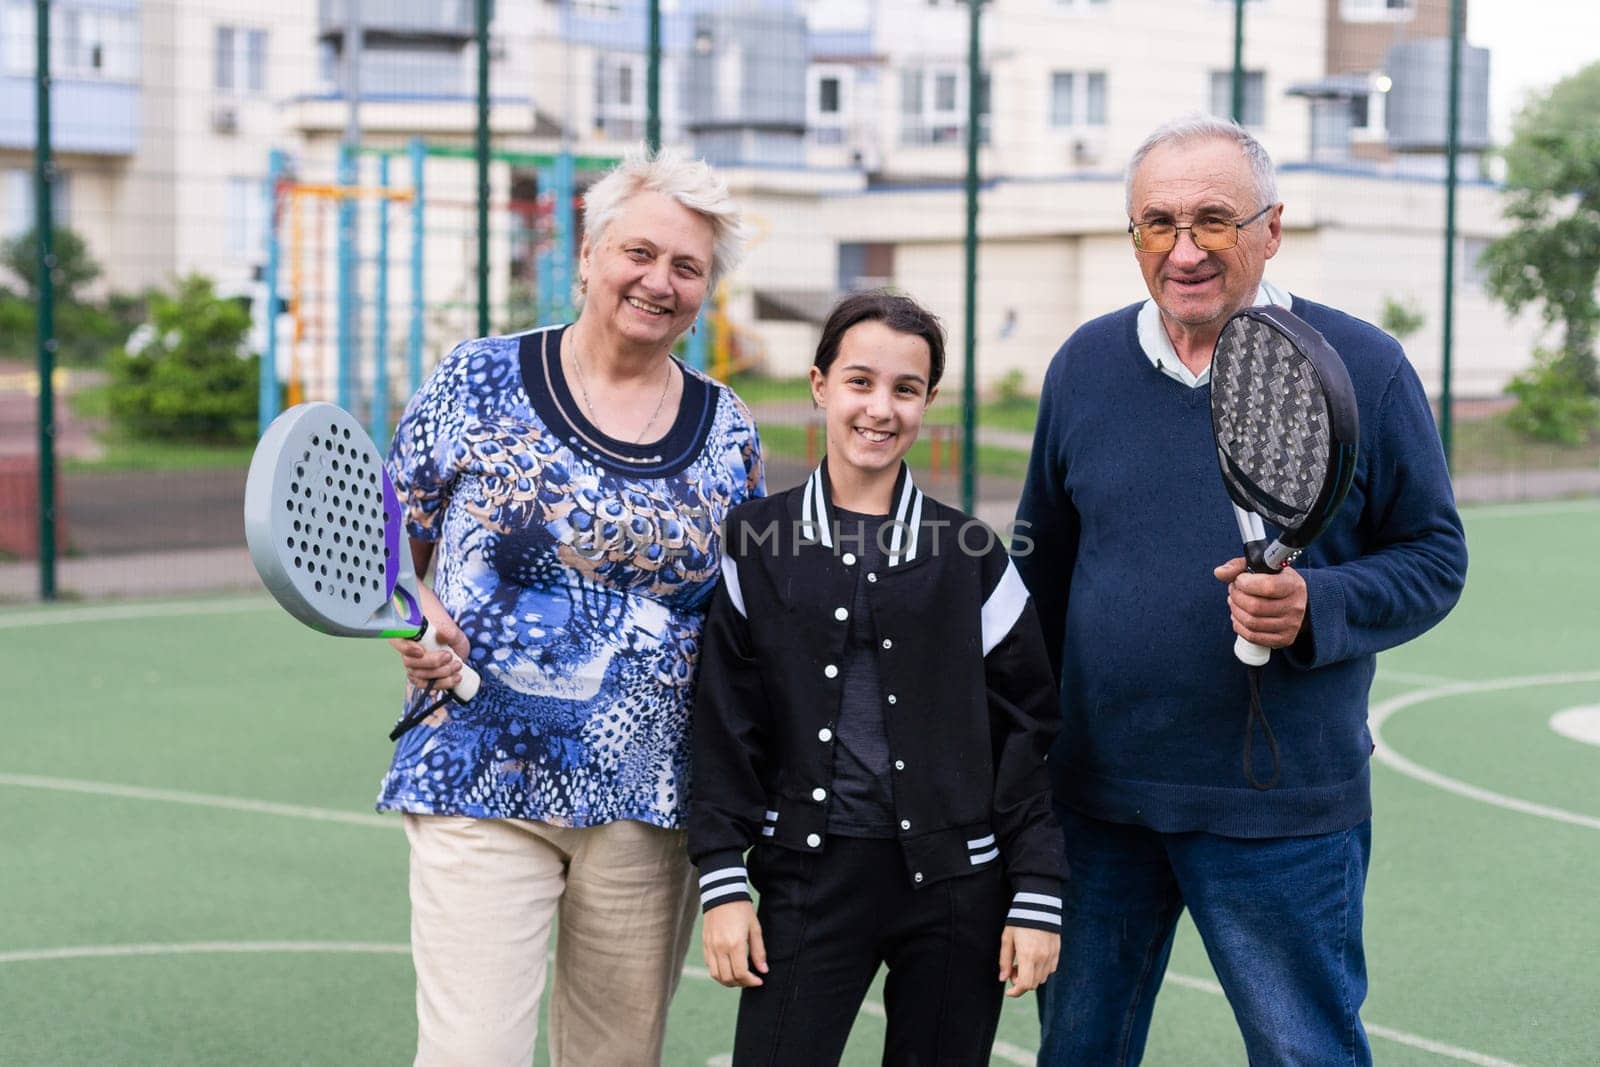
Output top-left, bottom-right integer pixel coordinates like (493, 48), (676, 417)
(825, 507), (897, 838)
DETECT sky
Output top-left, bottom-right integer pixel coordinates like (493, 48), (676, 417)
(1470, 0), (1600, 142)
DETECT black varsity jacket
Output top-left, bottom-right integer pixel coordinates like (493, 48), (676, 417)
(688, 461), (1066, 933)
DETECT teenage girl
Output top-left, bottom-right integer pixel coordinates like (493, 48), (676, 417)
(688, 291), (1063, 1065)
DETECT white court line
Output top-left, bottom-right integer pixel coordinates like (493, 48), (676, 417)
(1377, 668), (1465, 688)
(0, 596), (273, 630)
(0, 946), (1528, 1066)
(0, 773), (395, 830)
(1549, 707), (1600, 748)
(0, 941), (409, 965)
(1166, 973), (1523, 1066)
(1371, 671), (1600, 832)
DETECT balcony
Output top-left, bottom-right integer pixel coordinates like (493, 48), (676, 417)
(0, 77), (139, 156)
(319, 0), (477, 43)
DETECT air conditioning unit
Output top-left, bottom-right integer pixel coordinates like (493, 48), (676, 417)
(211, 104), (239, 135)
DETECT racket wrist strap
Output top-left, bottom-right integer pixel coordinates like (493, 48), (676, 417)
(1242, 665), (1282, 791)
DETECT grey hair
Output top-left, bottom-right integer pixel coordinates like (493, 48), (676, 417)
(1124, 113), (1279, 215)
(581, 144), (747, 291)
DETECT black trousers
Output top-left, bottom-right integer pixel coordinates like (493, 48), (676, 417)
(733, 836), (1009, 1067)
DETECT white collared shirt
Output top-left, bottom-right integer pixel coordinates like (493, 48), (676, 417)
(1136, 280), (1294, 388)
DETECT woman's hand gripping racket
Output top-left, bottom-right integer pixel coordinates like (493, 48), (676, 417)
(243, 402), (480, 739)
(1210, 306), (1358, 787)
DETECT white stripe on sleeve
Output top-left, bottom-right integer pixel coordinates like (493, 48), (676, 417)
(980, 560), (1030, 656)
(719, 555), (746, 618)
(1006, 908), (1062, 926)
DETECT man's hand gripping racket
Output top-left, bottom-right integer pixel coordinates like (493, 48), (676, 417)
(243, 402), (479, 739)
(1210, 307), (1358, 787)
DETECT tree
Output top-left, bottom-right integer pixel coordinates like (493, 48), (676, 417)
(1480, 61), (1600, 396)
(0, 226), (102, 302)
(1379, 295), (1425, 343)
(0, 226), (136, 366)
(107, 275), (258, 443)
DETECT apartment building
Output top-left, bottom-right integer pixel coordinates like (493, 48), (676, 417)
(2, 0), (1529, 398)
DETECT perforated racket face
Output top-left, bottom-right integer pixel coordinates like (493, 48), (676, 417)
(243, 403), (423, 638)
(1211, 317), (1331, 530)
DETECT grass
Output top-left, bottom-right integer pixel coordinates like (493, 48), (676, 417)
(60, 381), (257, 472)
(1448, 413), (1600, 472)
(61, 439), (257, 473)
(726, 373), (1040, 433)
(754, 423), (1032, 483)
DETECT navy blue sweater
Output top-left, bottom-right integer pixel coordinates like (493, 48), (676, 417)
(1014, 298), (1467, 837)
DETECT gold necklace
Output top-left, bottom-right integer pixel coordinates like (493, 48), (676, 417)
(569, 333), (673, 444)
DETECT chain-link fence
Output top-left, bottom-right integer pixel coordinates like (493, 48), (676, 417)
(3, 0), (1597, 602)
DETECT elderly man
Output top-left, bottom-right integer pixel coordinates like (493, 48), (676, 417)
(1016, 114), (1468, 1065)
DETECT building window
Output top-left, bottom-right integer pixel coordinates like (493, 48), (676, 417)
(900, 66), (990, 145)
(2, 1), (138, 81)
(227, 177), (268, 259)
(838, 242), (895, 292)
(3, 168), (70, 239)
(818, 76), (840, 115)
(595, 53), (644, 140)
(216, 25), (268, 95)
(1460, 236), (1491, 291)
(1050, 71), (1107, 128)
(573, 0), (622, 15)
(1340, 0), (1415, 21)
(1209, 70), (1265, 127)
(810, 66), (851, 146)
(1350, 84), (1388, 140)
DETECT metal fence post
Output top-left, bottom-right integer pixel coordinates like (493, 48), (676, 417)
(35, 0), (57, 600)
(961, 0), (983, 514)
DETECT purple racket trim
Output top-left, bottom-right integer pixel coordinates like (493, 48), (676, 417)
(381, 467), (405, 604)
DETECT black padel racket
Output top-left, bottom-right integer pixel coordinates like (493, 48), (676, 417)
(1210, 305), (1358, 787)
(243, 402), (479, 737)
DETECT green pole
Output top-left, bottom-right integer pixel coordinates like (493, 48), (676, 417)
(475, 0), (490, 337)
(961, 0), (981, 514)
(1231, 0), (1246, 122)
(1440, 0), (1461, 470)
(646, 0), (662, 152)
(35, 0), (56, 600)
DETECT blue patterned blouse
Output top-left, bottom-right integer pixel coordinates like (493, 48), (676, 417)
(376, 324), (765, 828)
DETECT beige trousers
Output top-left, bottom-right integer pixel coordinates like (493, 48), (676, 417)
(404, 814), (699, 1067)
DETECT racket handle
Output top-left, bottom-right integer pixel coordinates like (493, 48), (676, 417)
(1234, 635), (1271, 667)
(419, 627), (481, 702)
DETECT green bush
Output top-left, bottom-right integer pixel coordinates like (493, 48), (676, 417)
(993, 367), (1029, 407)
(1505, 347), (1600, 446)
(0, 227), (143, 366)
(107, 275), (259, 443)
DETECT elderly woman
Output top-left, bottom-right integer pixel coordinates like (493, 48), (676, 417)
(382, 147), (762, 1066)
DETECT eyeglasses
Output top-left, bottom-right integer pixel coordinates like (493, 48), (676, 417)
(1128, 205), (1273, 254)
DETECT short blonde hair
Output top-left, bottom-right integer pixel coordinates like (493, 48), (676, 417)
(582, 145), (747, 290)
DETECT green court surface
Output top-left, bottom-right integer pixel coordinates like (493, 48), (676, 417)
(5, 500), (1598, 1065)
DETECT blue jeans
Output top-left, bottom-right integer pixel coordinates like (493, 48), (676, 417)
(1037, 807), (1372, 1067)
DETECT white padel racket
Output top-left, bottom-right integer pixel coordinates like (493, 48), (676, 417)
(243, 402), (479, 737)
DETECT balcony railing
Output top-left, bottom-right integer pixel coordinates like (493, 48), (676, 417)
(319, 0), (476, 41)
